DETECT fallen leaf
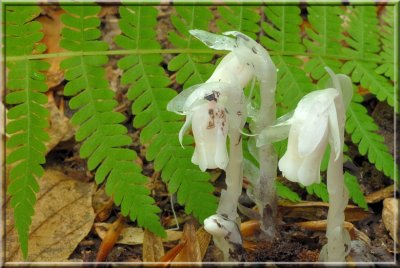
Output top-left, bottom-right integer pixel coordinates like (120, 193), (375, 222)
(143, 229), (165, 262)
(45, 92), (75, 152)
(288, 220), (356, 239)
(96, 215), (125, 262)
(94, 223), (182, 245)
(172, 221), (201, 263)
(6, 169), (96, 261)
(196, 227), (211, 261)
(37, 10), (66, 89)
(382, 198), (398, 241)
(278, 200), (371, 222)
(240, 220), (261, 237)
(365, 185), (395, 203)
(92, 186), (114, 222)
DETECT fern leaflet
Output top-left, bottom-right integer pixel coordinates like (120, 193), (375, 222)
(168, 6), (215, 88)
(276, 181), (301, 202)
(161, 6), (219, 221)
(5, 6), (50, 258)
(306, 182), (329, 202)
(262, 6), (315, 115)
(341, 6), (395, 107)
(60, 5), (165, 236)
(217, 6), (260, 39)
(346, 94), (396, 180)
(376, 5), (395, 81)
(304, 5), (344, 87)
(344, 172), (368, 210)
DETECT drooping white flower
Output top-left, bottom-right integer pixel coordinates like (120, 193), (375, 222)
(167, 81), (245, 171)
(278, 68), (352, 186)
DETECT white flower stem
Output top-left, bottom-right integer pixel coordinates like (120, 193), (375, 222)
(252, 77), (278, 239)
(325, 147), (349, 261)
(217, 129), (243, 221)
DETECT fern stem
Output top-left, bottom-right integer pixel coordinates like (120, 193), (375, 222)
(7, 49), (225, 61)
(7, 50), (392, 64)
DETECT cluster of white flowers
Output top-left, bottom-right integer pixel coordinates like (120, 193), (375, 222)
(167, 29), (353, 262)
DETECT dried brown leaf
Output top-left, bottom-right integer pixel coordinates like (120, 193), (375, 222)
(365, 185), (395, 203)
(37, 10), (66, 89)
(196, 227), (211, 261)
(94, 223), (182, 245)
(279, 200), (371, 222)
(45, 92), (75, 152)
(172, 221), (201, 264)
(382, 198), (399, 241)
(92, 186), (114, 222)
(5, 169), (96, 261)
(143, 229), (165, 262)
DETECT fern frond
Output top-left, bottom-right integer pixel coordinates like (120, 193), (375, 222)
(276, 181), (301, 202)
(376, 5), (395, 80)
(344, 172), (367, 210)
(262, 6), (315, 115)
(116, 5), (218, 222)
(216, 6), (260, 39)
(60, 5), (165, 237)
(306, 182), (329, 202)
(5, 6), (49, 258)
(168, 6), (215, 88)
(341, 6), (394, 107)
(304, 5), (344, 87)
(346, 94), (396, 180)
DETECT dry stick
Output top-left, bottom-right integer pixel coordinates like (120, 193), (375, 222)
(96, 215), (125, 262)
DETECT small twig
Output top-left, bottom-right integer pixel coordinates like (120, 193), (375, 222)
(96, 215), (125, 262)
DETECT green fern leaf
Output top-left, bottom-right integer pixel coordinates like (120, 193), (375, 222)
(5, 6), (50, 258)
(168, 6), (215, 88)
(341, 6), (394, 107)
(306, 182), (329, 202)
(376, 6), (395, 80)
(60, 5), (165, 237)
(217, 6), (260, 39)
(276, 181), (301, 202)
(116, 5), (217, 222)
(262, 6), (315, 115)
(346, 94), (396, 180)
(344, 172), (368, 210)
(304, 5), (344, 87)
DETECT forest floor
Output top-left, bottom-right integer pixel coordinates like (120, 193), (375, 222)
(4, 4), (398, 265)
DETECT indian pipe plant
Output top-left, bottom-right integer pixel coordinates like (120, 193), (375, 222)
(4, 2), (396, 262)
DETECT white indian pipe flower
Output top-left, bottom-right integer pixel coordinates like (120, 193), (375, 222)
(167, 81), (245, 171)
(278, 68), (352, 186)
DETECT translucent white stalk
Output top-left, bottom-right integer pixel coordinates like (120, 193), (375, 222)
(274, 67), (353, 261)
(319, 68), (353, 262)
